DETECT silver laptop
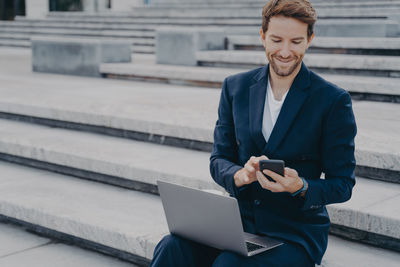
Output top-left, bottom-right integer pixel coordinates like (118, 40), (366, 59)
(157, 180), (283, 257)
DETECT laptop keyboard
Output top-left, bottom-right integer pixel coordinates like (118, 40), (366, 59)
(246, 241), (265, 252)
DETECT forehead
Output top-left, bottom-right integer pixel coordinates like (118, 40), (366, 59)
(266, 15), (308, 38)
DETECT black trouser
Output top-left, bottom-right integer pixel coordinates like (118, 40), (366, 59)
(150, 234), (315, 267)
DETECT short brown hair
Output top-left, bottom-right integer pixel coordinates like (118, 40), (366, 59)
(262, 0), (317, 38)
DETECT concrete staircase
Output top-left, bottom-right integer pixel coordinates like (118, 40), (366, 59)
(101, 52), (400, 103)
(0, 0), (399, 52)
(97, 7), (400, 103)
(0, 0), (399, 265)
(0, 46), (400, 266)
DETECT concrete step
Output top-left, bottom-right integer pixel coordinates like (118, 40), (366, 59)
(147, 0), (400, 9)
(320, 235), (400, 267)
(328, 176), (400, 251)
(312, 0), (400, 8)
(315, 7), (400, 19)
(314, 19), (399, 37)
(2, 18), (397, 39)
(100, 57), (400, 102)
(0, 118), (219, 193)
(10, 16), (400, 37)
(101, 59), (241, 87)
(0, 32), (154, 46)
(0, 20), (156, 31)
(0, 222), (135, 267)
(133, 45), (155, 54)
(0, 32), (29, 41)
(227, 36), (400, 56)
(39, 6), (400, 20)
(196, 51), (400, 77)
(43, 0), (400, 10)
(0, 39), (30, 48)
(0, 40), (152, 54)
(0, 161), (399, 266)
(13, 16), (263, 26)
(0, 161), (165, 266)
(0, 31), (154, 53)
(0, 27), (155, 38)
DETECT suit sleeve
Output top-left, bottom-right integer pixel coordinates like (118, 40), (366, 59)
(209, 78), (245, 197)
(301, 91), (357, 210)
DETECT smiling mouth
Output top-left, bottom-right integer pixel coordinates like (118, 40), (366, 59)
(275, 57), (295, 64)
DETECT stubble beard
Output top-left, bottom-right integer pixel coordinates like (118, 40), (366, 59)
(269, 55), (303, 77)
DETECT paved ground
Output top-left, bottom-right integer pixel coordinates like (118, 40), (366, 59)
(0, 222), (137, 266)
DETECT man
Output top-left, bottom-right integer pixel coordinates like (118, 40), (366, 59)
(151, 0), (357, 266)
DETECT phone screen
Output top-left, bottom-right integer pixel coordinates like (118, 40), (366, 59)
(259, 159), (285, 182)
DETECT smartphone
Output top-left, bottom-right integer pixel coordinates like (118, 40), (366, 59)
(259, 159), (285, 182)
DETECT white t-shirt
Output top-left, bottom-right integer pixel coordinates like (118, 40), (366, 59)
(262, 78), (288, 143)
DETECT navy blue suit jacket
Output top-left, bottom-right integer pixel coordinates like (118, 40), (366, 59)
(209, 63), (357, 264)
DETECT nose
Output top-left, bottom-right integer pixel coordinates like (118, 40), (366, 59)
(278, 42), (291, 58)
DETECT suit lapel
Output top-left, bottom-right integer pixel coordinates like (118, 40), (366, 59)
(263, 63), (311, 155)
(249, 65), (268, 153)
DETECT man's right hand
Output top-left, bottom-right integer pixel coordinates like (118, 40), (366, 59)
(234, 155), (269, 187)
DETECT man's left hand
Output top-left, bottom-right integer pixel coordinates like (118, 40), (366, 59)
(256, 167), (303, 194)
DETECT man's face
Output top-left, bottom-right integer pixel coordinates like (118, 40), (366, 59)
(260, 15), (313, 77)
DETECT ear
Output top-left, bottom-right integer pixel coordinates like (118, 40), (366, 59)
(306, 33), (314, 49)
(260, 28), (266, 47)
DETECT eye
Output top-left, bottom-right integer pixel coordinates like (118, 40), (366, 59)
(292, 40), (302, 45)
(272, 39), (281, 43)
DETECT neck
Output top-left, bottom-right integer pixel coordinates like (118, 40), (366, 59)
(269, 63), (302, 101)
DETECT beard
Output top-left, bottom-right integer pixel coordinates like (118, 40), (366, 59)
(268, 54), (303, 77)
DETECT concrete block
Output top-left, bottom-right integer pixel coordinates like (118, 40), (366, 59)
(25, 0), (48, 19)
(32, 37), (131, 77)
(315, 20), (399, 37)
(388, 13), (400, 25)
(156, 27), (225, 66)
(111, 0), (144, 11)
(100, 40), (132, 63)
(82, 0), (109, 12)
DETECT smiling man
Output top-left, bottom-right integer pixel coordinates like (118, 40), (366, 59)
(151, 0), (357, 266)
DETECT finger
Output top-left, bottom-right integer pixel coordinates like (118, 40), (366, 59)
(256, 171), (270, 188)
(244, 162), (255, 173)
(246, 156), (257, 166)
(263, 169), (285, 184)
(256, 171), (283, 192)
(260, 155), (269, 160)
(250, 156), (259, 166)
(284, 167), (298, 177)
(245, 158), (259, 172)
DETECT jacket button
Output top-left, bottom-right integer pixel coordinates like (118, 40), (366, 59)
(254, 199), (261, 206)
(236, 139), (240, 146)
